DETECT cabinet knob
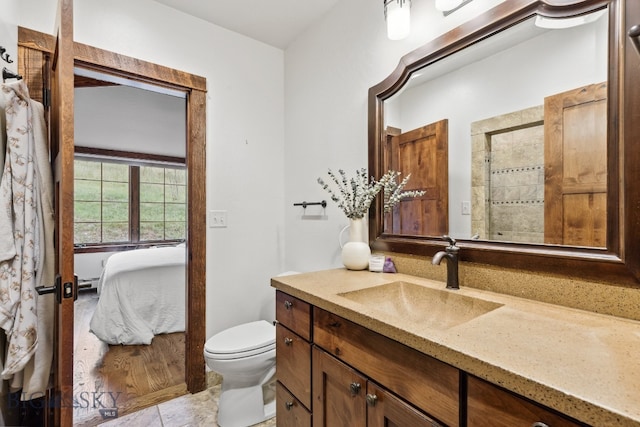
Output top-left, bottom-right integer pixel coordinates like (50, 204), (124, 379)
(531, 423), (549, 427)
(285, 401), (294, 411)
(350, 382), (362, 395)
(284, 300), (293, 310)
(366, 393), (378, 406)
(284, 337), (293, 346)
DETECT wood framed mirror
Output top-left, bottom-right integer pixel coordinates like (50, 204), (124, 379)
(368, 0), (640, 285)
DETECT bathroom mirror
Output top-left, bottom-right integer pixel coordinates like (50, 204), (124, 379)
(369, 0), (640, 284)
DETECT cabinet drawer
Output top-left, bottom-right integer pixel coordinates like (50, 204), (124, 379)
(276, 323), (312, 410)
(467, 375), (586, 427)
(314, 307), (459, 427)
(276, 381), (311, 427)
(276, 291), (312, 341)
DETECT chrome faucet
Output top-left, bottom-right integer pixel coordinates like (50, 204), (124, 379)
(431, 235), (460, 290)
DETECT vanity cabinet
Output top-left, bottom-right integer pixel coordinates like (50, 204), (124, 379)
(275, 291), (313, 425)
(313, 307), (460, 426)
(466, 376), (585, 427)
(275, 291), (589, 427)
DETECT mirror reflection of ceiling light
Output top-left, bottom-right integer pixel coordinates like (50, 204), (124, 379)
(534, 9), (607, 29)
(384, 0), (411, 40)
(434, 0), (463, 12)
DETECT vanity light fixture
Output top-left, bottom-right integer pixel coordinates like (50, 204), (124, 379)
(534, 9), (606, 29)
(384, 0), (411, 40)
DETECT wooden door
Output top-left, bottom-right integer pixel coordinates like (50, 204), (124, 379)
(384, 120), (448, 236)
(544, 82), (607, 246)
(312, 346), (366, 427)
(367, 382), (443, 427)
(50, 0), (76, 425)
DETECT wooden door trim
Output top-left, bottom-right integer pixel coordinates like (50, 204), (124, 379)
(18, 27), (206, 93)
(18, 27), (208, 394)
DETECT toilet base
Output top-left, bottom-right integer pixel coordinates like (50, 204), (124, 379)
(217, 384), (275, 427)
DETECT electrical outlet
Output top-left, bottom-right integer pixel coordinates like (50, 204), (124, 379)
(209, 210), (228, 228)
(461, 201), (471, 215)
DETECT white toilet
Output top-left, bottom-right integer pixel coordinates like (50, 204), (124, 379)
(204, 319), (276, 427)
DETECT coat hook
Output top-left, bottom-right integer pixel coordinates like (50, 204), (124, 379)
(0, 46), (14, 64)
(2, 67), (22, 82)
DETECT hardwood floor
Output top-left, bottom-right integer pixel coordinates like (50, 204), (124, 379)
(73, 291), (187, 426)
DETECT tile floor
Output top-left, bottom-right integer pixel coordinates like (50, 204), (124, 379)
(98, 381), (277, 427)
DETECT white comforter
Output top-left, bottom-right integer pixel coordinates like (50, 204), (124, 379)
(89, 246), (186, 345)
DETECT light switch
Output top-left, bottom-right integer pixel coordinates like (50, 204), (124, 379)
(209, 210), (228, 228)
(461, 201), (471, 215)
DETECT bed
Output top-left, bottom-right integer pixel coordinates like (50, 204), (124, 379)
(89, 245), (186, 345)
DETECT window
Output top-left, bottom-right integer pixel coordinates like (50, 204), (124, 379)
(74, 157), (186, 248)
(139, 165), (187, 241)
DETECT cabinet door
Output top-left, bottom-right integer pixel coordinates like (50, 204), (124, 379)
(276, 323), (312, 409)
(467, 376), (585, 427)
(367, 382), (444, 427)
(312, 346), (366, 427)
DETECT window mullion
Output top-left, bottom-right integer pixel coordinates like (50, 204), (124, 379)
(131, 166), (140, 242)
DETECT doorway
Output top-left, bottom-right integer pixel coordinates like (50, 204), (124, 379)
(72, 71), (189, 425)
(17, 26), (207, 424)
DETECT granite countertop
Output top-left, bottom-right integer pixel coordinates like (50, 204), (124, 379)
(271, 268), (640, 427)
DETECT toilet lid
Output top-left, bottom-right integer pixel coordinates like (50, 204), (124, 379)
(205, 320), (275, 355)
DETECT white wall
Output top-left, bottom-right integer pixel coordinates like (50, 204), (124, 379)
(0, 3), (18, 76)
(17, 0), (286, 336)
(283, 0), (505, 272)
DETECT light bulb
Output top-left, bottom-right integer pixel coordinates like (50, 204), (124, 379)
(386, 0), (411, 40)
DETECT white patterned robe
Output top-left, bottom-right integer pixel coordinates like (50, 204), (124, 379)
(0, 81), (40, 379)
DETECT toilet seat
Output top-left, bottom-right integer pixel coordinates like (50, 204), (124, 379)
(205, 320), (275, 360)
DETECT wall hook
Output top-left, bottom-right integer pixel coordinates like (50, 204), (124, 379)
(0, 46), (14, 64)
(2, 67), (22, 82)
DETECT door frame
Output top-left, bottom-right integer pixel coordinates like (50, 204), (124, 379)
(18, 24), (208, 408)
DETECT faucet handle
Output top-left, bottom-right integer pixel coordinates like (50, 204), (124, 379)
(441, 235), (457, 247)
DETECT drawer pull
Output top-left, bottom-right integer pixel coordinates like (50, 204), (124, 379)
(531, 423), (549, 427)
(284, 300), (293, 310)
(285, 401), (294, 411)
(284, 337), (293, 346)
(366, 393), (378, 406)
(350, 382), (362, 395)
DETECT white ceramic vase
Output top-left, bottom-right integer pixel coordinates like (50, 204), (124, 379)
(341, 218), (371, 270)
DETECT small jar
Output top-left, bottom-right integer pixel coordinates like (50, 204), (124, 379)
(368, 254), (385, 272)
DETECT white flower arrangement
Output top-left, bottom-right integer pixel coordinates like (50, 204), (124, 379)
(317, 168), (426, 219)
